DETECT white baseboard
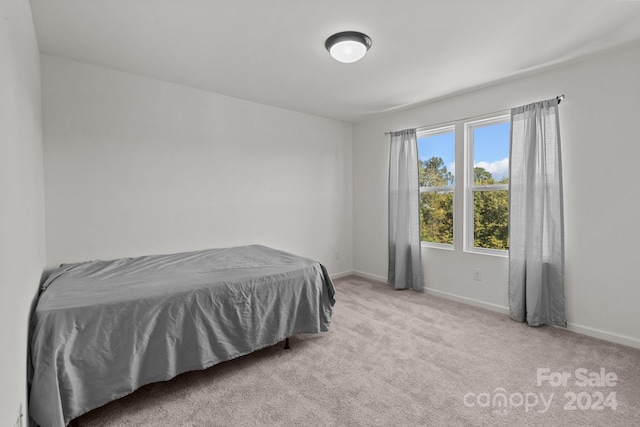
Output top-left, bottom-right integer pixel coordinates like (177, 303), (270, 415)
(351, 270), (388, 284)
(425, 288), (640, 349)
(330, 270), (388, 283)
(424, 287), (510, 315)
(329, 270), (356, 280)
(350, 270), (640, 349)
(346, 271), (640, 350)
(565, 322), (640, 350)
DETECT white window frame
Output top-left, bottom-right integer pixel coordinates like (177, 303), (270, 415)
(463, 114), (510, 257)
(418, 125), (456, 250)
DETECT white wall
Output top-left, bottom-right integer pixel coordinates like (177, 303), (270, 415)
(42, 55), (353, 276)
(353, 43), (640, 348)
(0, 0), (46, 424)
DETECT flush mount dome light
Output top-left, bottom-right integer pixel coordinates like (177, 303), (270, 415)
(325, 31), (372, 63)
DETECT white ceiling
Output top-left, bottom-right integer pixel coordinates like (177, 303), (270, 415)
(29, 0), (640, 123)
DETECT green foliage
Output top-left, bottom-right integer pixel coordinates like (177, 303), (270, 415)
(420, 192), (454, 244)
(420, 157), (454, 187)
(419, 158), (454, 244)
(474, 167), (493, 185)
(473, 190), (509, 250)
(419, 158), (509, 250)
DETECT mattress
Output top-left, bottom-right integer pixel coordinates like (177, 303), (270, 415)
(28, 245), (335, 427)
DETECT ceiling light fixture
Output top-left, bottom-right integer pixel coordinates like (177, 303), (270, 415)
(325, 31), (372, 63)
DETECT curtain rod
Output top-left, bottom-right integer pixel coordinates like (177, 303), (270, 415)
(384, 94), (565, 136)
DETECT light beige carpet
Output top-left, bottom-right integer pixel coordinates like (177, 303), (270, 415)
(75, 276), (640, 426)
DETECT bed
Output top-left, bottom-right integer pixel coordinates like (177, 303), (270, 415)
(28, 245), (336, 427)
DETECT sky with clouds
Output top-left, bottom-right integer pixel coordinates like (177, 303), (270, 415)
(418, 121), (510, 182)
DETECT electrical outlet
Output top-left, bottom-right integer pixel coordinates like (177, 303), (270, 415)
(335, 250), (340, 260)
(473, 269), (482, 281)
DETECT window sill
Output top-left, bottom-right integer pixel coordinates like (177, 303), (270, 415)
(464, 247), (509, 258)
(421, 242), (454, 251)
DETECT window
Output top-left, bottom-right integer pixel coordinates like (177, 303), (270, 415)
(417, 114), (510, 256)
(465, 115), (510, 255)
(418, 126), (455, 248)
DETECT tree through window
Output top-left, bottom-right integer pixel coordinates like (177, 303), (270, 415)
(417, 114), (510, 255)
(418, 126), (455, 246)
(466, 116), (510, 253)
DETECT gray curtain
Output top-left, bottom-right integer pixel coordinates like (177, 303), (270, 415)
(509, 98), (566, 326)
(388, 129), (423, 292)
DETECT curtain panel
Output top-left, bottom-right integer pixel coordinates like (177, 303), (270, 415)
(388, 129), (423, 292)
(509, 98), (566, 327)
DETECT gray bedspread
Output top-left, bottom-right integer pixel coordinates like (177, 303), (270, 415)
(28, 245), (335, 427)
